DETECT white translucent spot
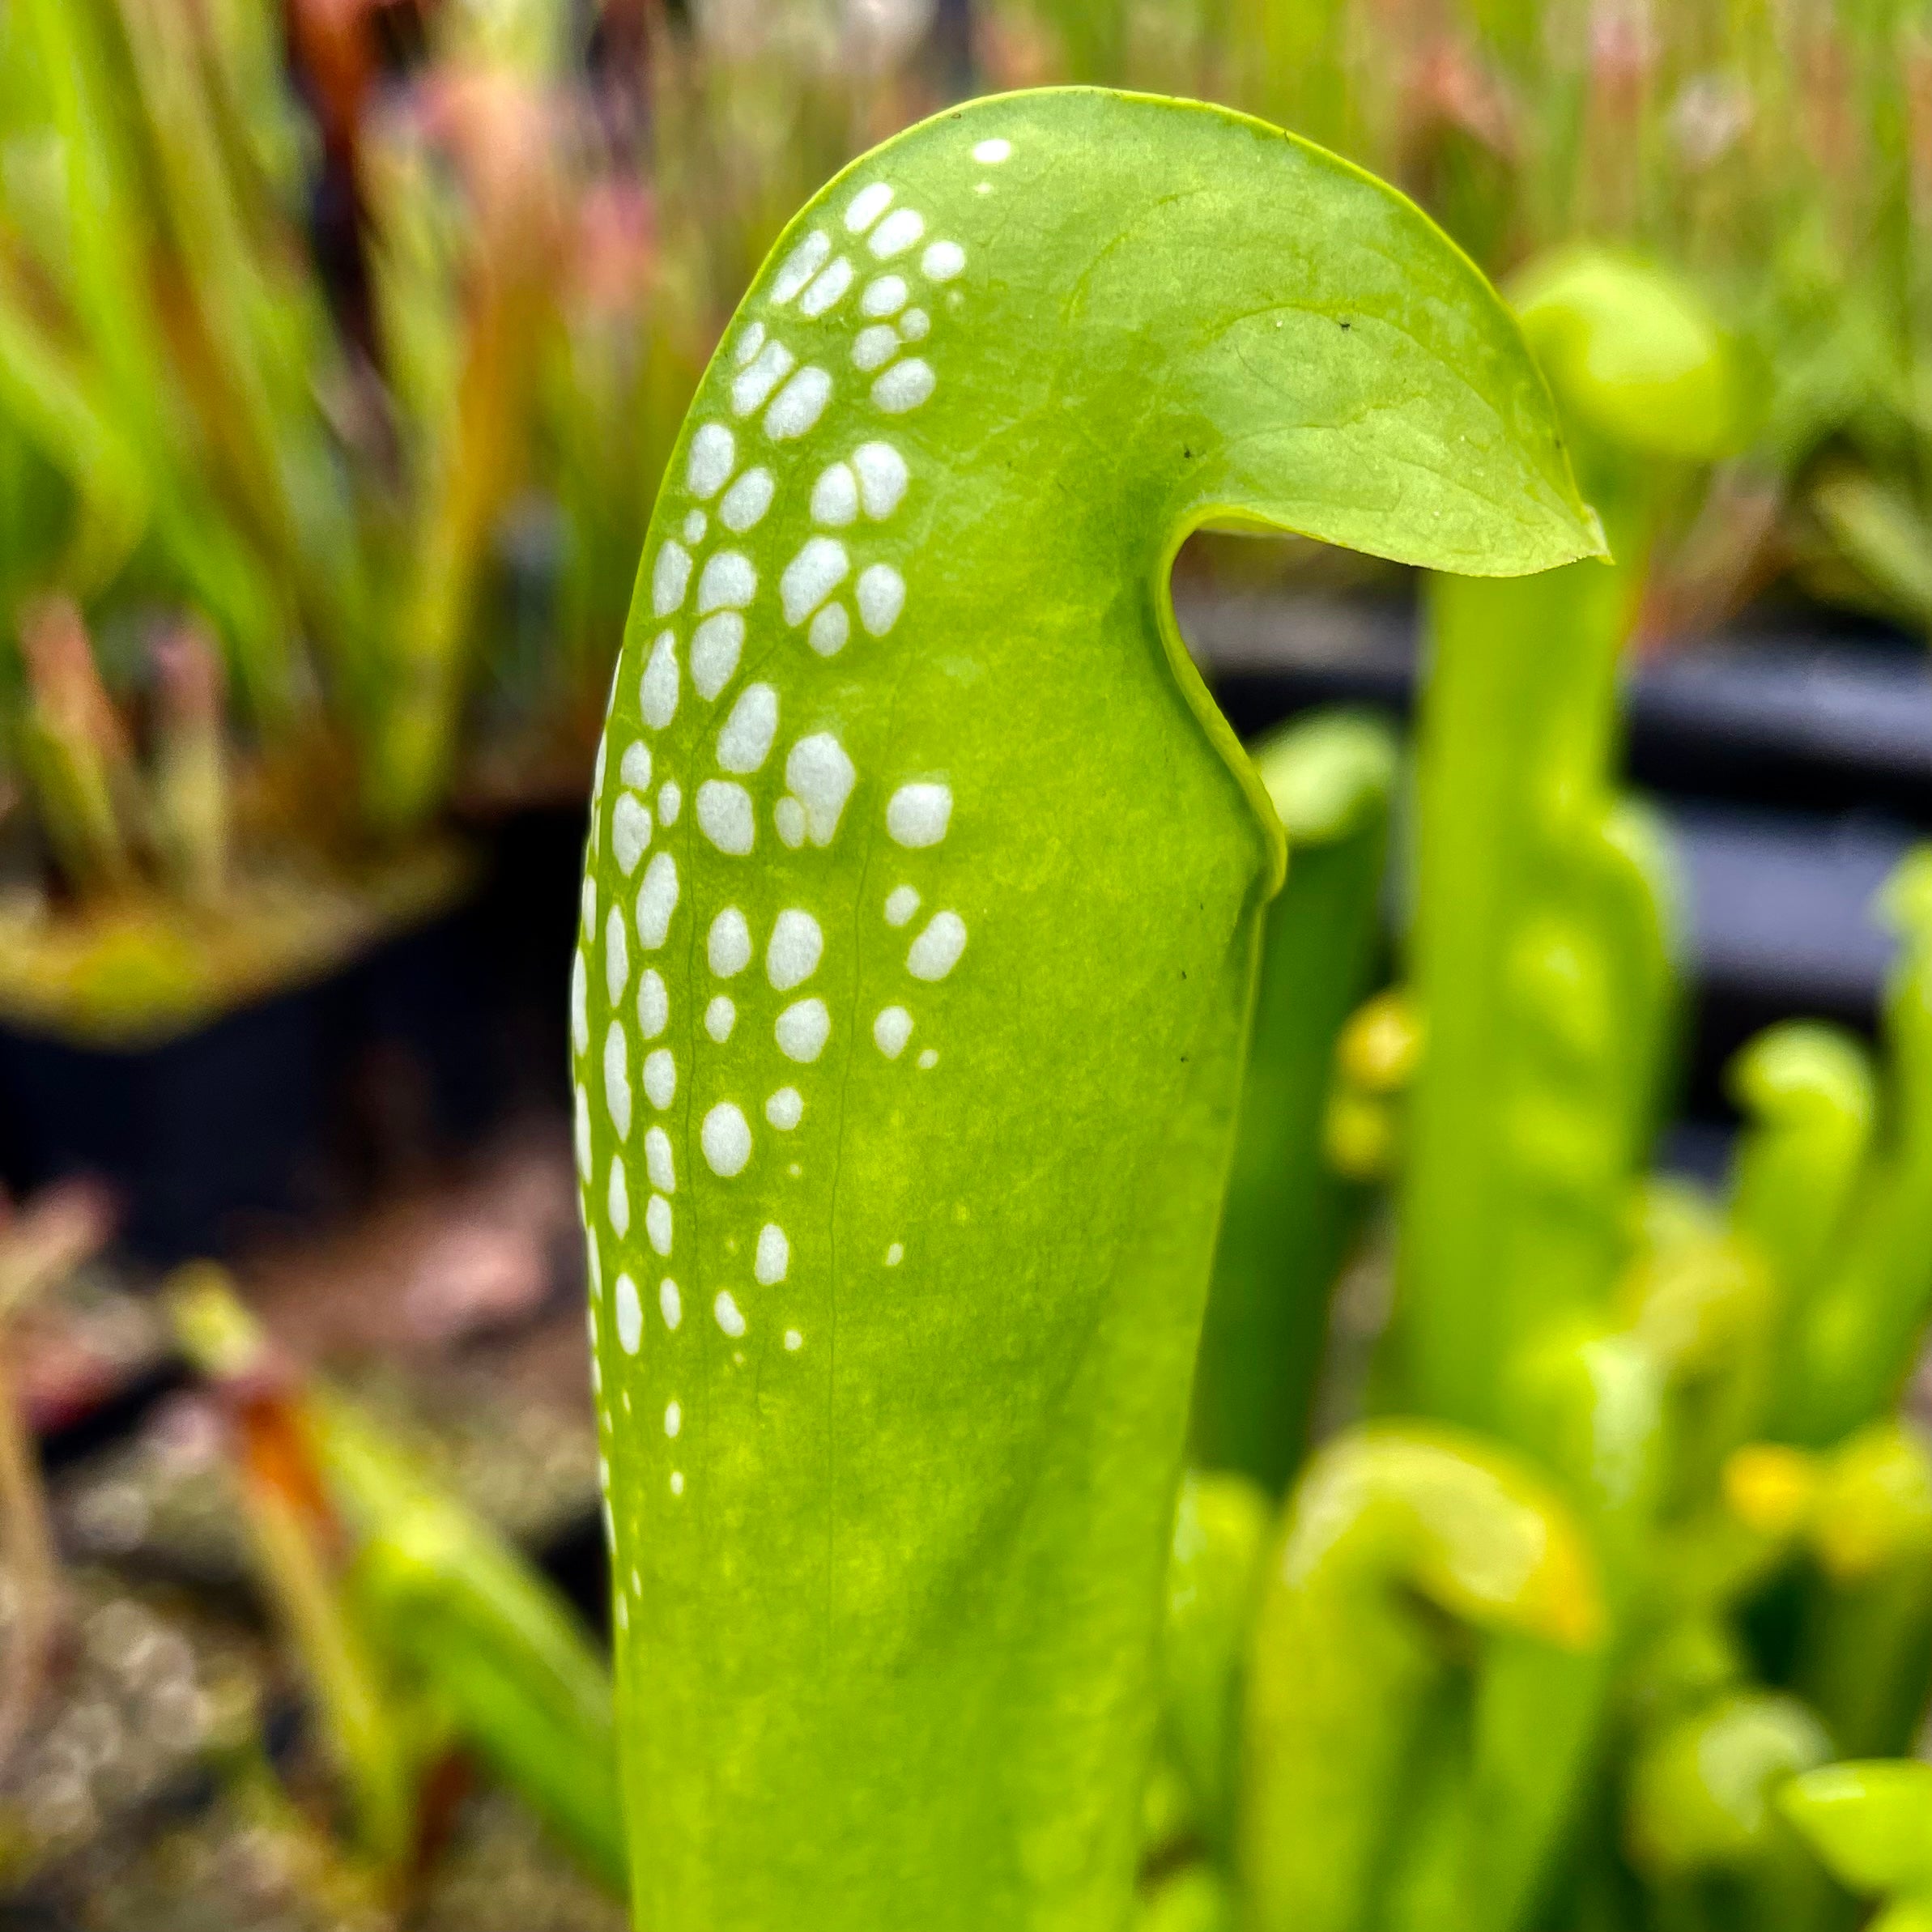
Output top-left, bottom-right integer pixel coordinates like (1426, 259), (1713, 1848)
(766, 1087), (803, 1130)
(581, 875), (596, 936)
(653, 541), (692, 616)
(808, 603), (850, 657)
(705, 994), (736, 1042)
(657, 780), (682, 825)
(636, 850), (680, 947)
(683, 509), (708, 544)
(973, 137), (1012, 164)
(709, 908), (752, 977)
(776, 797), (807, 846)
(664, 1400), (681, 1438)
(645, 1048), (677, 1109)
(845, 182), (893, 233)
(604, 1022), (632, 1138)
(637, 968), (668, 1040)
(776, 999), (831, 1063)
(899, 306), (930, 341)
(874, 1006), (913, 1058)
(873, 360), (934, 413)
(887, 781), (952, 847)
(717, 683), (778, 772)
(691, 613), (745, 701)
(574, 1083), (591, 1178)
(755, 1223), (789, 1284)
(659, 1278), (683, 1330)
(645, 1126), (675, 1193)
(921, 240), (965, 282)
(733, 338), (795, 415)
(701, 1102), (752, 1177)
(909, 910), (968, 981)
(640, 631), (679, 728)
(799, 255), (853, 317)
(585, 1224), (602, 1300)
(853, 441), (909, 518)
(647, 1193), (672, 1257)
(687, 423), (734, 499)
(811, 462), (858, 526)
(767, 909), (823, 991)
(612, 792), (653, 875)
(784, 1329), (803, 1351)
(615, 1274), (643, 1354)
(853, 326), (899, 372)
(669, 1470), (684, 1497)
(714, 1290), (747, 1338)
(917, 1048), (938, 1069)
(735, 319), (767, 365)
(592, 736), (607, 806)
(771, 230), (831, 303)
(607, 1155), (631, 1236)
(857, 564), (905, 636)
(719, 466), (774, 533)
(620, 740), (653, 790)
(697, 551), (756, 614)
(886, 1242), (904, 1266)
(869, 207), (926, 258)
(781, 537), (850, 624)
(862, 274), (908, 317)
(786, 734), (856, 845)
(571, 950), (589, 1055)
(885, 885), (921, 927)
(696, 780), (755, 854)
(765, 367), (832, 440)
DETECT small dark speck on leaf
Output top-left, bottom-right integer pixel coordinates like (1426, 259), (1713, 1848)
(1339, 320), (1352, 330)
(1182, 446), (1193, 459)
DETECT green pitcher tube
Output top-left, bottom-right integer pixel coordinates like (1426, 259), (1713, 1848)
(1193, 709), (1398, 1492)
(573, 87), (1598, 1932)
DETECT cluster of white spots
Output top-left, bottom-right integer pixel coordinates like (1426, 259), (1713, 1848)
(887, 782), (952, 848)
(781, 535), (850, 625)
(664, 1399), (682, 1438)
(659, 1278), (682, 1330)
(767, 909), (823, 990)
(798, 254), (854, 318)
(608, 1155), (631, 1236)
(874, 1006), (913, 1059)
(705, 995), (735, 1042)
(636, 852), (679, 946)
(615, 1273), (643, 1354)
(771, 228), (832, 304)
(696, 780), (755, 854)
(714, 1290), (747, 1338)
(701, 1102), (753, 1177)
(647, 1193), (672, 1257)
(604, 1022), (632, 1136)
(776, 998), (831, 1063)
(718, 683), (777, 764)
(755, 1224), (789, 1284)
(908, 910), (968, 981)
(780, 734), (855, 847)
(766, 1087), (803, 1130)
(734, 338), (795, 415)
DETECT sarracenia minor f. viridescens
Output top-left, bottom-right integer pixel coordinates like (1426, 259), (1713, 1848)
(572, 86), (1602, 1932)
